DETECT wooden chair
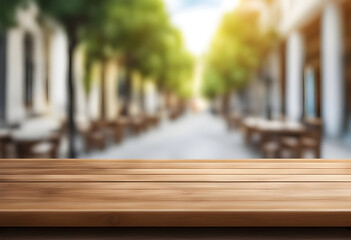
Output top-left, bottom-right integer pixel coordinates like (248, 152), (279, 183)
(129, 117), (144, 135)
(48, 132), (62, 158)
(32, 143), (56, 159)
(0, 133), (12, 158)
(13, 131), (62, 159)
(14, 139), (40, 158)
(82, 121), (106, 152)
(280, 134), (303, 158)
(108, 118), (127, 144)
(280, 119), (322, 158)
(145, 115), (158, 129)
(242, 119), (257, 146)
(0, 124), (20, 158)
(169, 107), (182, 121)
(262, 141), (280, 158)
(261, 130), (281, 158)
(301, 118), (323, 158)
(46, 122), (66, 158)
(139, 115), (150, 132)
(114, 121), (125, 143)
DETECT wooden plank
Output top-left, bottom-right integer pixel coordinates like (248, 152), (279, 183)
(3, 187), (351, 203)
(3, 167), (351, 175)
(3, 174), (351, 182)
(2, 159), (351, 227)
(3, 198), (351, 210)
(2, 161), (351, 169)
(2, 210), (351, 227)
(2, 158), (351, 163)
(2, 181), (351, 191)
(3, 199), (351, 211)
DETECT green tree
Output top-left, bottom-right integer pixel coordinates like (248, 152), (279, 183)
(203, 10), (277, 114)
(202, 67), (225, 100)
(83, 37), (113, 121)
(164, 49), (195, 99)
(90, 0), (195, 115)
(0, 0), (24, 31)
(34, 0), (108, 157)
(146, 26), (195, 106)
(103, 0), (176, 115)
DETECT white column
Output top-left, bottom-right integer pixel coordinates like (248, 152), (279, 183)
(144, 81), (158, 115)
(268, 49), (282, 119)
(106, 61), (118, 121)
(74, 46), (88, 123)
(88, 62), (101, 121)
(249, 74), (265, 116)
(286, 31), (304, 121)
(49, 29), (67, 119)
(322, 3), (344, 138)
(32, 28), (46, 114)
(6, 29), (25, 124)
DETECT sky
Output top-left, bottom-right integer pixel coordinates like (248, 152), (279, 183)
(164, 0), (239, 56)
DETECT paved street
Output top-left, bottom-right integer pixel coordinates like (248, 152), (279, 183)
(83, 112), (259, 160)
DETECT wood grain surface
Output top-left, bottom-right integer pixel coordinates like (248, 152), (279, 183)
(1, 159), (351, 227)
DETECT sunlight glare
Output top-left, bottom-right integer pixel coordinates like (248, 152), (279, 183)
(165, 0), (240, 56)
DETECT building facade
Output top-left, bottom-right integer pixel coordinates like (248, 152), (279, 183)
(252, 0), (348, 140)
(0, 3), (71, 127)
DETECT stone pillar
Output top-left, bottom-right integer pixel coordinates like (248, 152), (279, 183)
(88, 62), (101, 122)
(105, 60), (118, 122)
(49, 28), (68, 120)
(322, 3), (344, 138)
(286, 31), (304, 121)
(6, 29), (25, 124)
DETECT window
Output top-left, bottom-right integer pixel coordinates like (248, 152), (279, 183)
(304, 67), (316, 118)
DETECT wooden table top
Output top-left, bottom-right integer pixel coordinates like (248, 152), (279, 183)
(1, 159), (351, 227)
(243, 118), (305, 134)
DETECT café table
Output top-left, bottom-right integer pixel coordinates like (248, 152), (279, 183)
(11, 129), (55, 158)
(11, 117), (63, 158)
(242, 117), (265, 145)
(256, 119), (306, 158)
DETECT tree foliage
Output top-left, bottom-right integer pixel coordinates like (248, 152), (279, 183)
(100, 0), (195, 99)
(141, 25), (195, 98)
(202, 10), (277, 99)
(0, 0), (25, 30)
(34, 0), (103, 37)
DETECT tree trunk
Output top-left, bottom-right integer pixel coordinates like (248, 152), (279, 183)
(265, 76), (273, 120)
(67, 37), (78, 158)
(100, 60), (107, 122)
(43, 28), (51, 104)
(121, 67), (132, 117)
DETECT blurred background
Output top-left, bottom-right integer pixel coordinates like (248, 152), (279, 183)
(0, 0), (350, 159)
